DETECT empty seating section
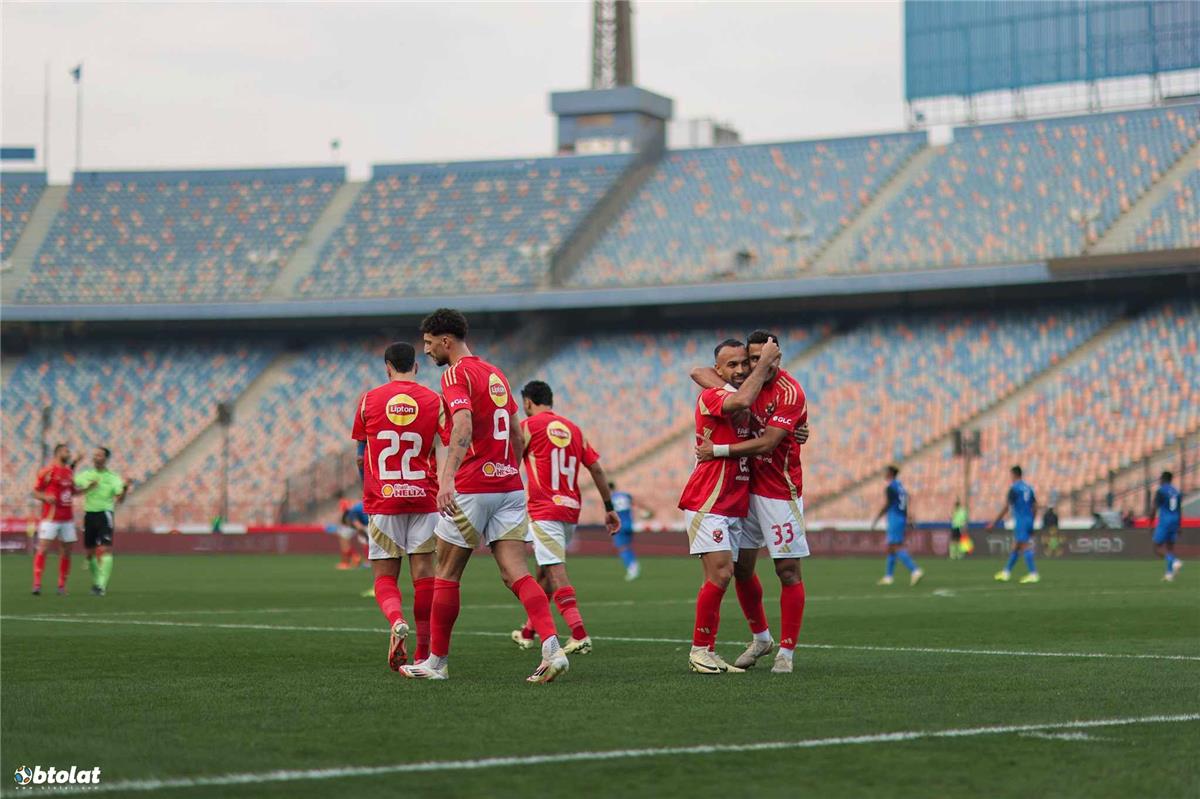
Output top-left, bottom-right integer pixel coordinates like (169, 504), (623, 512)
(1, 172), (47, 259)
(846, 105), (1200, 272)
(1, 342), (274, 518)
(1127, 163), (1200, 252)
(299, 155), (630, 298)
(137, 332), (537, 525)
(570, 134), (924, 287)
(20, 167), (342, 303)
(820, 302), (1200, 521)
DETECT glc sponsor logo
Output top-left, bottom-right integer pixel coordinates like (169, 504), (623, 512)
(771, 415), (792, 425)
(13, 764), (102, 787)
(481, 462), (519, 478)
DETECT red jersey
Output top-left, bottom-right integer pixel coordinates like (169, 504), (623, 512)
(352, 380), (445, 514)
(35, 463), (75, 522)
(678, 387), (753, 517)
(440, 356), (523, 494)
(521, 411), (600, 523)
(748, 369), (808, 500)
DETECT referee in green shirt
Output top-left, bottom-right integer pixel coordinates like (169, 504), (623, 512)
(74, 447), (127, 596)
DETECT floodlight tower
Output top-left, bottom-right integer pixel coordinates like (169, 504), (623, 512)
(592, 0), (634, 89)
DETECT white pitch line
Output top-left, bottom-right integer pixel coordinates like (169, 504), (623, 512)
(3, 615), (1197, 662)
(32, 714), (1200, 796)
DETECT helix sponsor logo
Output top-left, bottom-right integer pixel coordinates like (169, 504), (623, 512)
(380, 484), (427, 498)
(13, 764), (102, 788)
(481, 462), (520, 478)
(551, 495), (581, 509)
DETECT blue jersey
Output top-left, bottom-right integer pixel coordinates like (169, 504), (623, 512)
(612, 491), (634, 532)
(886, 479), (908, 522)
(344, 501), (368, 527)
(1008, 480), (1036, 526)
(1155, 484), (1181, 522)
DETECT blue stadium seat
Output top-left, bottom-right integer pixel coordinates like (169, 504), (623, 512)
(1, 172), (47, 260)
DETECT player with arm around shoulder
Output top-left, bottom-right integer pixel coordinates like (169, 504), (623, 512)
(1150, 471), (1183, 582)
(400, 309), (568, 684)
(352, 342), (444, 671)
(510, 380), (621, 655)
(989, 465), (1040, 584)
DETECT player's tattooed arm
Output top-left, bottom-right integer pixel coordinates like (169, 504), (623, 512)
(437, 409), (473, 514)
(723, 338), (780, 413)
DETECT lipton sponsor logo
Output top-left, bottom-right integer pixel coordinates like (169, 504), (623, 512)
(488, 373), (509, 408)
(385, 393), (420, 426)
(546, 420), (572, 448)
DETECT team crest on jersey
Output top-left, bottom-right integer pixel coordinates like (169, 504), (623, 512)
(488, 373), (508, 408)
(546, 420), (572, 448)
(385, 393), (419, 426)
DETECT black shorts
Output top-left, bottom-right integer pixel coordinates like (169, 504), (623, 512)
(83, 511), (115, 548)
(950, 527), (962, 541)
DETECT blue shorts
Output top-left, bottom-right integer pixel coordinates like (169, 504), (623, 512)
(886, 519), (906, 546)
(613, 528), (634, 548)
(1154, 520), (1180, 545)
(1014, 521), (1034, 543)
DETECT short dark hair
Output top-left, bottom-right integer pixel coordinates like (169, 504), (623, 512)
(97, 446), (111, 459)
(746, 330), (779, 346)
(1162, 471), (1174, 483)
(1011, 465), (1023, 478)
(714, 338), (745, 361)
(521, 380), (554, 407)
(886, 464), (899, 477)
(383, 342), (416, 373)
(420, 308), (468, 340)
(53, 443), (68, 455)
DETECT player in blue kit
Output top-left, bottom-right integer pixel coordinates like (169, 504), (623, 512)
(990, 465), (1039, 584)
(872, 465), (924, 586)
(1150, 471), (1183, 582)
(608, 481), (642, 581)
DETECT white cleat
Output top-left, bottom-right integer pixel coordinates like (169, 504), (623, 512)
(625, 562), (641, 582)
(1172, 559), (1184, 576)
(910, 568), (925, 587)
(387, 620), (409, 671)
(877, 575), (894, 586)
(1163, 573), (1175, 582)
(510, 629), (537, 650)
(708, 650), (746, 673)
(688, 647), (723, 674)
(733, 638), (775, 669)
(770, 651), (794, 674)
(527, 653), (569, 683)
(562, 636), (592, 655)
(399, 658), (448, 680)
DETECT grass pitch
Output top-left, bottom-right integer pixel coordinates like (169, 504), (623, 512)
(2, 552), (1197, 798)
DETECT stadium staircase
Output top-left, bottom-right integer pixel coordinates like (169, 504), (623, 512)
(265, 181), (366, 299)
(1, 185), (67, 303)
(130, 351), (303, 502)
(810, 144), (939, 273)
(548, 144), (665, 287)
(805, 309), (1138, 514)
(1090, 137), (1200, 255)
(1070, 428), (1200, 514)
(606, 327), (843, 478)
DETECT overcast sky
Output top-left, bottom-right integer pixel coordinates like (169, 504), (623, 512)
(2, 1), (905, 182)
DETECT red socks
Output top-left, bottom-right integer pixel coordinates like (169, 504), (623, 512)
(33, 551), (46, 588)
(373, 575), (405, 627)
(692, 581), (726, 648)
(58, 552), (71, 589)
(734, 574), (769, 635)
(412, 577), (435, 662)
(512, 575), (558, 643)
(552, 586), (587, 640)
(780, 581), (806, 650)
(519, 620), (536, 640)
(429, 578), (461, 658)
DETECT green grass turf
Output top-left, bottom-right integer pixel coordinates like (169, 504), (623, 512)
(2, 553), (1198, 798)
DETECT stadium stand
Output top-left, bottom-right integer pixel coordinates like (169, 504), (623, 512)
(845, 105), (1200, 272)
(568, 133), (925, 287)
(610, 306), (1119, 521)
(0, 341), (275, 518)
(1126, 164), (1200, 252)
(819, 301), (1200, 521)
(297, 155), (631, 298)
(1, 172), (47, 260)
(18, 167), (343, 304)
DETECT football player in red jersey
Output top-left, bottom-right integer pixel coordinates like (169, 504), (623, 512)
(401, 309), (567, 683)
(352, 342), (445, 670)
(31, 443), (78, 595)
(679, 337), (779, 674)
(694, 330), (811, 674)
(510, 380), (621, 655)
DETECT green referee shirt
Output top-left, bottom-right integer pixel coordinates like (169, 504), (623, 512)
(951, 506), (969, 529)
(74, 468), (125, 513)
